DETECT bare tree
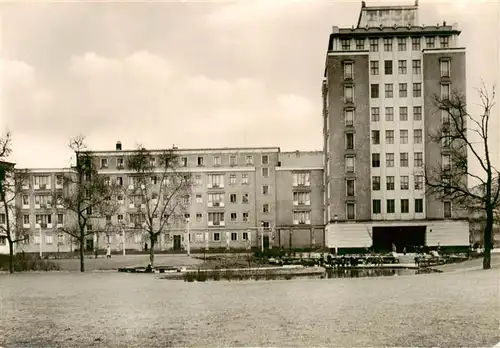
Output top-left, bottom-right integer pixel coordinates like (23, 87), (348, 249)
(126, 146), (191, 268)
(55, 135), (119, 272)
(424, 84), (498, 269)
(0, 132), (31, 273)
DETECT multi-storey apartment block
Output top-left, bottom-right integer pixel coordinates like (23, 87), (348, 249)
(323, 1), (469, 253)
(12, 144), (324, 254)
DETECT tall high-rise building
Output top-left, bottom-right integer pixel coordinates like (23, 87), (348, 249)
(323, 1), (469, 252)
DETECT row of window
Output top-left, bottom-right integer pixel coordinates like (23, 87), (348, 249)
(364, 59), (451, 77)
(372, 152), (423, 168)
(370, 106), (422, 122)
(22, 175), (64, 190)
(101, 154), (271, 169)
(340, 36), (450, 52)
(343, 200), (452, 220)
(371, 129), (422, 145)
(372, 175), (424, 191)
(369, 82), (421, 98)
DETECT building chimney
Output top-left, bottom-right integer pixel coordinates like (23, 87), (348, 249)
(116, 141), (122, 151)
(414, 0), (419, 6)
(172, 144), (178, 150)
(361, 1), (366, 8)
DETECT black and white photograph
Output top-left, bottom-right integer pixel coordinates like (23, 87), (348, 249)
(0, 0), (499, 347)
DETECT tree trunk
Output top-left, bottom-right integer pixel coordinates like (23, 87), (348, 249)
(149, 234), (156, 268)
(79, 234), (85, 273)
(8, 239), (14, 274)
(483, 209), (494, 270)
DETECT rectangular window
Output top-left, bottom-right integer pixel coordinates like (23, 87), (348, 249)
(401, 199), (409, 213)
(386, 130), (394, 144)
(117, 157), (124, 169)
(343, 62), (353, 79)
(442, 130), (452, 148)
(242, 174), (249, 184)
(355, 39), (365, 50)
(262, 185), (269, 195)
(399, 83), (407, 98)
(231, 232), (238, 241)
(414, 129), (422, 144)
(208, 212), (225, 226)
(341, 39), (351, 50)
(293, 211), (311, 224)
(371, 84), (379, 98)
(441, 83), (450, 100)
(383, 38), (392, 51)
(100, 158), (108, 168)
(426, 36), (435, 48)
(400, 176), (409, 190)
(213, 232), (221, 241)
(412, 60), (421, 74)
(397, 37), (407, 51)
(346, 133), (354, 150)
(229, 174), (236, 185)
(242, 212), (249, 222)
(23, 215), (30, 225)
(261, 155), (269, 165)
(345, 109), (354, 126)
(440, 36), (449, 48)
(385, 107), (394, 121)
(213, 156), (221, 166)
(372, 176), (380, 191)
(208, 193), (224, 206)
(195, 175), (202, 185)
(245, 156), (253, 165)
(415, 199), (423, 213)
(386, 153), (394, 167)
(372, 130), (380, 145)
(398, 60), (407, 74)
(415, 175), (424, 190)
(230, 194), (236, 203)
(414, 152), (423, 167)
(400, 130), (408, 144)
(230, 212), (237, 221)
(293, 172), (311, 186)
(293, 192), (311, 205)
(385, 84), (393, 98)
(372, 153), (380, 168)
(370, 61), (379, 75)
(344, 86), (354, 103)
(242, 232), (249, 240)
(413, 83), (422, 97)
(387, 176), (395, 190)
(57, 214), (64, 225)
(400, 153), (408, 167)
(441, 109), (451, 125)
(229, 155), (237, 166)
(179, 157), (187, 167)
(197, 156), (204, 166)
(384, 60), (393, 75)
(22, 195), (29, 206)
(346, 203), (355, 220)
(399, 107), (408, 121)
(440, 59), (451, 77)
(262, 167), (269, 177)
(346, 179), (355, 197)
(373, 200), (381, 214)
(371, 107), (380, 122)
(413, 106), (422, 120)
(442, 154), (451, 171)
(209, 174), (224, 188)
(443, 201), (452, 218)
(242, 193), (249, 203)
(411, 37), (421, 51)
(387, 199), (395, 214)
(345, 156), (355, 173)
(369, 38), (379, 52)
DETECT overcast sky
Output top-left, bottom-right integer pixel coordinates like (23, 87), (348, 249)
(0, 0), (498, 170)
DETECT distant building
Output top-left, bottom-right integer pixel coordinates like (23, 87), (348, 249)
(15, 144), (324, 253)
(322, 1), (469, 253)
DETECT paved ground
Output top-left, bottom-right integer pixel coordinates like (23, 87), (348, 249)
(432, 254), (500, 272)
(1, 267), (498, 347)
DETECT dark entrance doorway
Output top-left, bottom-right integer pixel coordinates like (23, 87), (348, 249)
(86, 239), (94, 251)
(372, 226), (426, 253)
(263, 236), (270, 250)
(173, 235), (182, 250)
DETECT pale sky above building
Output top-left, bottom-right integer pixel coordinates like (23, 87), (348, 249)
(0, 0), (498, 174)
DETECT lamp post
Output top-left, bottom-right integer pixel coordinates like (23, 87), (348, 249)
(334, 214), (338, 255)
(39, 225), (43, 258)
(185, 216), (191, 256)
(121, 222), (126, 256)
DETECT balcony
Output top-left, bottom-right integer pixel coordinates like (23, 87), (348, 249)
(208, 221), (225, 227)
(117, 164), (124, 170)
(208, 201), (225, 208)
(293, 220), (311, 225)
